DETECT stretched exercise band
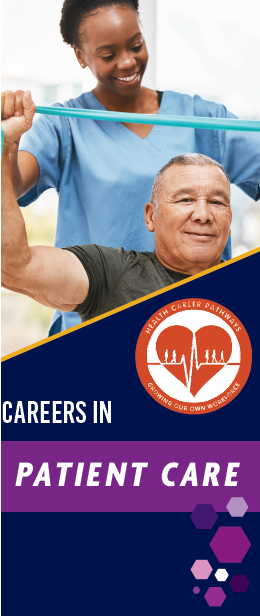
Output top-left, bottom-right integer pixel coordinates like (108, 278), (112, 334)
(37, 106), (260, 132)
(1, 108), (260, 159)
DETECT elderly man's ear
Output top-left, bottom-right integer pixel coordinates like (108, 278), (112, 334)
(144, 202), (156, 232)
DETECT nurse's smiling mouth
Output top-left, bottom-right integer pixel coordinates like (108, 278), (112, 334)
(113, 68), (141, 85)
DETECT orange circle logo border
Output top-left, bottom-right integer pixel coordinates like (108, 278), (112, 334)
(135, 298), (252, 415)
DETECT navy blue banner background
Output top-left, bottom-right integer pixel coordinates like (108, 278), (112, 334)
(2, 512), (259, 614)
(2, 253), (260, 615)
(2, 252), (260, 441)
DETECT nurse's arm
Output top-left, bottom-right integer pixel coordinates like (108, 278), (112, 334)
(1, 90), (40, 199)
(1, 145), (89, 312)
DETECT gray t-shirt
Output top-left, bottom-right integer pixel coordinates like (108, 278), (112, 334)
(64, 245), (190, 322)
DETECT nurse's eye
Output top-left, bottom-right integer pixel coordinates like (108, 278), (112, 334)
(102, 54), (116, 61)
(132, 43), (143, 52)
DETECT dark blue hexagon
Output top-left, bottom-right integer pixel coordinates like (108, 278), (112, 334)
(191, 504), (218, 529)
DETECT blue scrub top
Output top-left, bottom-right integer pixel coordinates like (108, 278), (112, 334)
(19, 90), (260, 334)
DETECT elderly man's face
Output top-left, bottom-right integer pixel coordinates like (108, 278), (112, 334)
(145, 164), (232, 274)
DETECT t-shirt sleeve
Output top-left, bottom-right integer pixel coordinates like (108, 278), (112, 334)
(18, 107), (70, 207)
(194, 95), (260, 201)
(63, 244), (134, 320)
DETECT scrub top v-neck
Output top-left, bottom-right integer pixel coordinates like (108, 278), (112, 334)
(18, 89), (260, 334)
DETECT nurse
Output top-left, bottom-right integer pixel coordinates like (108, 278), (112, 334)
(2, 0), (260, 334)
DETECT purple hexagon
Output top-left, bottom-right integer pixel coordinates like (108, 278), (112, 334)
(226, 497), (248, 517)
(193, 587), (200, 594)
(210, 527), (251, 563)
(204, 587), (226, 607)
(191, 560), (213, 580)
(230, 575), (250, 592)
(190, 504), (218, 529)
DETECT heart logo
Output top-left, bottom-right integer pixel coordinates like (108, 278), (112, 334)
(156, 325), (232, 397)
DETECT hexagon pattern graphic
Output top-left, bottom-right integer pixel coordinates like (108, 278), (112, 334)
(190, 504), (218, 529)
(227, 498), (248, 518)
(191, 501), (251, 604)
(230, 575), (250, 593)
(210, 527), (251, 563)
(191, 560), (213, 579)
(215, 569), (229, 582)
(204, 587), (226, 607)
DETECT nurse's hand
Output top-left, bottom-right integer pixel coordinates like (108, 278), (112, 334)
(1, 90), (36, 151)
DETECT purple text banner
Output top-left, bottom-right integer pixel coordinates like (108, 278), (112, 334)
(2, 441), (259, 512)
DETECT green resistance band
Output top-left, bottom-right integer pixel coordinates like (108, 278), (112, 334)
(37, 106), (260, 132)
(1, 108), (260, 158)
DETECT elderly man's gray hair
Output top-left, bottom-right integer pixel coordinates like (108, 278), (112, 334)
(151, 153), (230, 213)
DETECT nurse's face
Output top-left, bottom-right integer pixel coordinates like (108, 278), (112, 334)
(74, 6), (148, 97)
(145, 165), (232, 275)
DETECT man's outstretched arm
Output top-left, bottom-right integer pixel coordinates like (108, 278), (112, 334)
(1, 93), (89, 311)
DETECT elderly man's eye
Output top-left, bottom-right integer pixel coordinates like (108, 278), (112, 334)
(211, 200), (223, 205)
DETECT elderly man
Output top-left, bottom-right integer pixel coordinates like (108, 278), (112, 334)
(1, 105), (231, 324)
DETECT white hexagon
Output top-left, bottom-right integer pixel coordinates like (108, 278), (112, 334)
(215, 569), (229, 582)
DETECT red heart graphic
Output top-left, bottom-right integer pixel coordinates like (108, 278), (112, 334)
(156, 325), (232, 397)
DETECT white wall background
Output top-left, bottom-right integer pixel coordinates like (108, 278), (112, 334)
(139, 0), (157, 89)
(157, 0), (260, 119)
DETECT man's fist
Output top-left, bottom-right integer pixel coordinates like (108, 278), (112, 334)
(1, 90), (36, 150)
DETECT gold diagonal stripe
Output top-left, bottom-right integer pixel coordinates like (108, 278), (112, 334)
(2, 246), (259, 362)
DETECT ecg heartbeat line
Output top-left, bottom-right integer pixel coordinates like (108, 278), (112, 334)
(157, 332), (237, 393)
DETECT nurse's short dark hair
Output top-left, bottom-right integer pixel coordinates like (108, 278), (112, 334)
(151, 153), (230, 213)
(60, 0), (139, 47)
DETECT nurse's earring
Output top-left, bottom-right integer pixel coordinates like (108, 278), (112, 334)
(73, 45), (87, 70)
